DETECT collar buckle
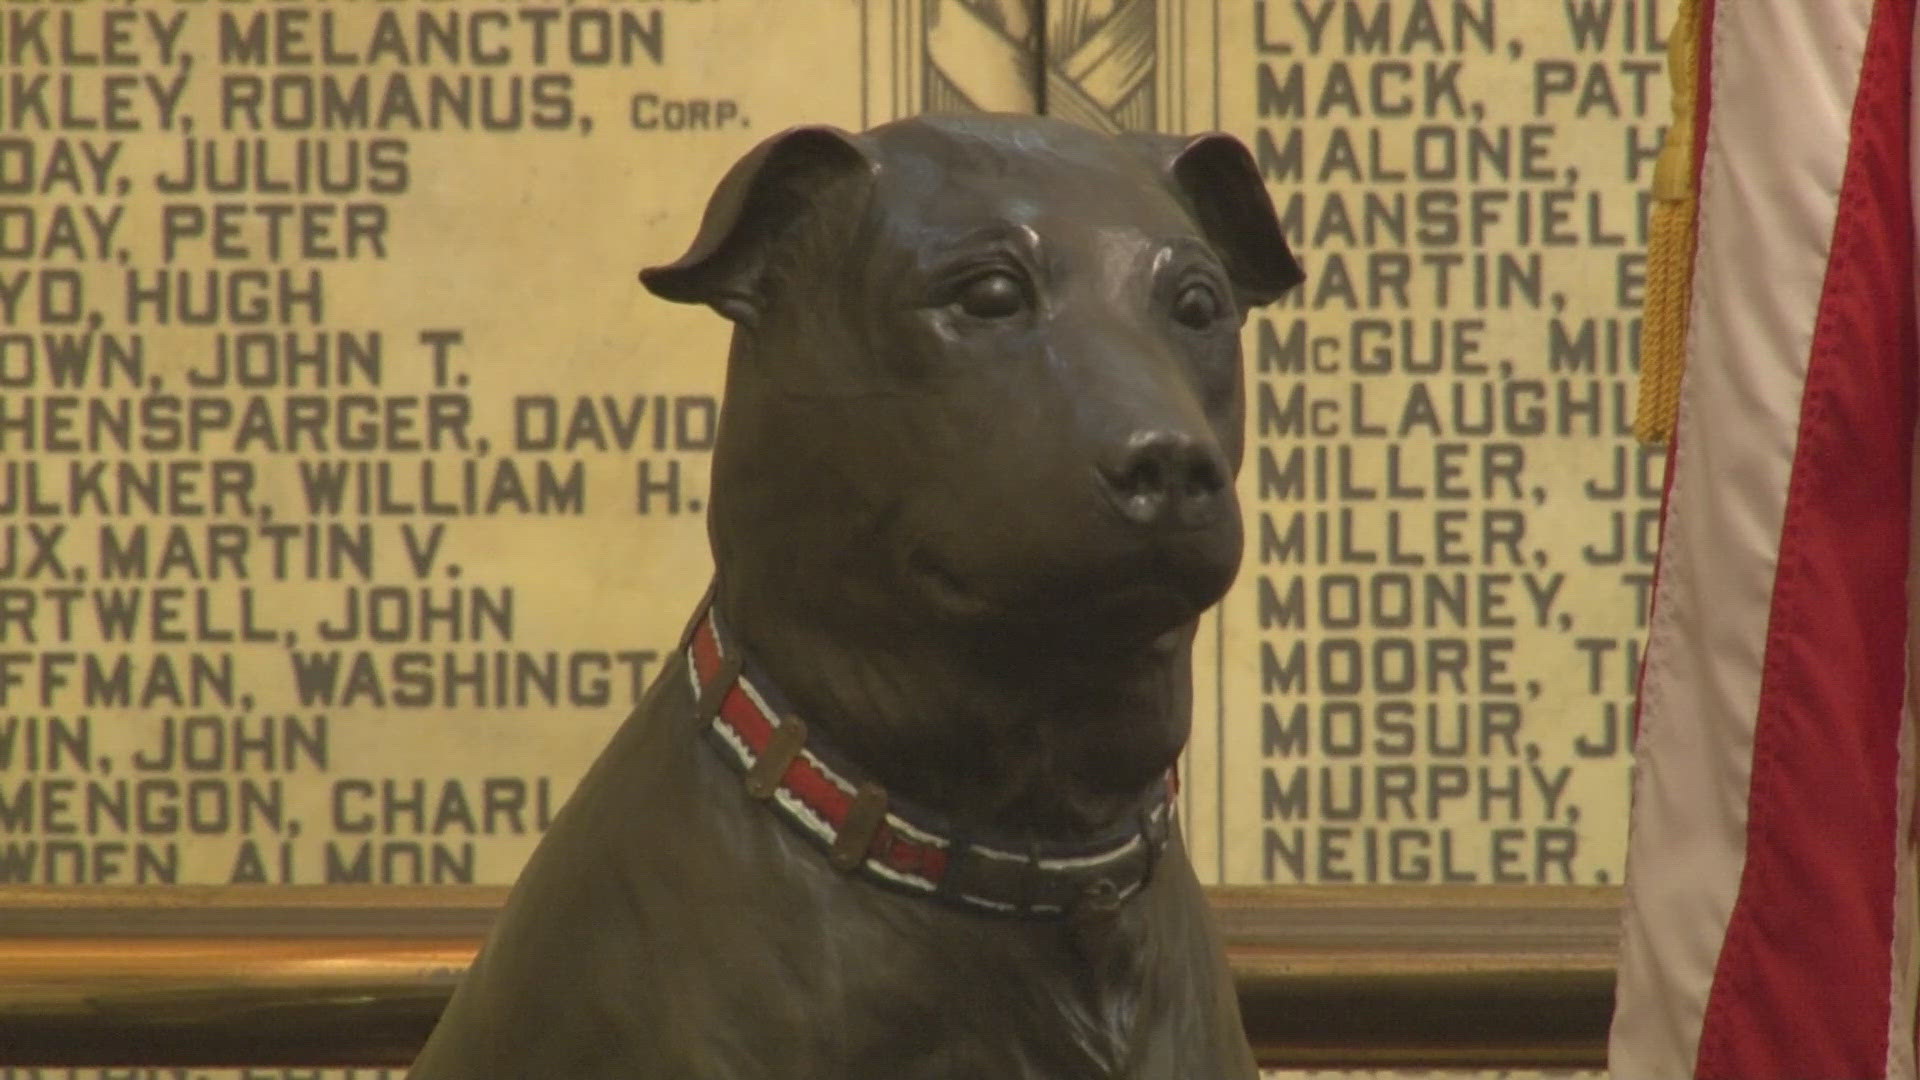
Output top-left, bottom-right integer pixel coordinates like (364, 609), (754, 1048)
(830, 782), (889, 871)
(744, 714), (808, 799)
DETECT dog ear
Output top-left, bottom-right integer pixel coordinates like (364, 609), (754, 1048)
(1125, 131), (1304, 307)
(641, 125), (876, 325)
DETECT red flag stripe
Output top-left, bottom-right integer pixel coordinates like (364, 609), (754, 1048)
(1610, 1), (1910, 1073)
(1693, 0), (1919, 1074)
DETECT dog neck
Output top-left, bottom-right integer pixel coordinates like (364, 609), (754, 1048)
(713, 583), (1192, 842)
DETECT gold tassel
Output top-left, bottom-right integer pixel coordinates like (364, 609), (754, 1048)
(1634, 0), (1702, 445)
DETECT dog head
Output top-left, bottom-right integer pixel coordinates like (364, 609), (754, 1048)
(644, 115), (1300, 656)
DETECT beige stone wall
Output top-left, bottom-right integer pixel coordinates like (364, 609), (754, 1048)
(2, 0), (1662, 1071)
(1, 0), (1040, 889)
(2, 0), (1659, 892)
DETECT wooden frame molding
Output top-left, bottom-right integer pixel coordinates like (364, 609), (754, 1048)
(0, 884), (1620, 1069)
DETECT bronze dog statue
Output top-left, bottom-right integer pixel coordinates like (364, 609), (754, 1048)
(409, 114), (1301, 1079)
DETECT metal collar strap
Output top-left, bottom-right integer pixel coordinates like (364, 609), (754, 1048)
(686, 605), (1174, 919)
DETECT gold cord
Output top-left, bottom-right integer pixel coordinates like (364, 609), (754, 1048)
(1634, 0), (1701, 444)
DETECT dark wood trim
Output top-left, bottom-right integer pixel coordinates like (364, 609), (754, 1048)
(0, 884), (1620, 1069)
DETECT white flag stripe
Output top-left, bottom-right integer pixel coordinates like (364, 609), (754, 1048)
(1891, 41), (1920, 1070)
(1887, 696), (1917, 1080)
(1609, 1), (1877, 1074)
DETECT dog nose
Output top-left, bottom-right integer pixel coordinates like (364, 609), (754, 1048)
(1101, 431), (1228, 528)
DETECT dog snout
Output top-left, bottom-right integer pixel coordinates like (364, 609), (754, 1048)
(1100, 430), (1229, 529)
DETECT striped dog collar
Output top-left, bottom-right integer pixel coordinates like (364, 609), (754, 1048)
(685, 604), (1175, 919)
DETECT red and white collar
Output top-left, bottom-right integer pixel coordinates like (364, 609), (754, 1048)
(685, 602), (1176, 919)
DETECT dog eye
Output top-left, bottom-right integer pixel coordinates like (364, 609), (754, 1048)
(1172, 283), (1223, 329)
(956, 272), (1026, 318)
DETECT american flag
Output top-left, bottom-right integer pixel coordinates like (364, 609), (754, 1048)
(1610, 0), (1920, 1076)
